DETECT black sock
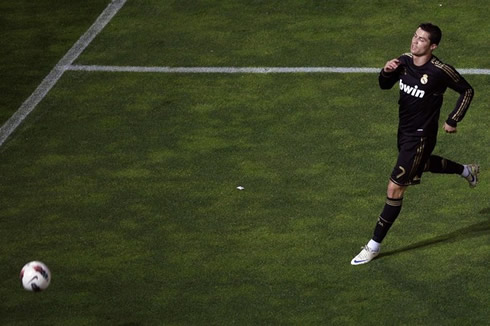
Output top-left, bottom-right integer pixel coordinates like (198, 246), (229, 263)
(373, 197), (403, 243)
(425, 155), (464, 174)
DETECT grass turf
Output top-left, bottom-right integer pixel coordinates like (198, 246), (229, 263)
(1, 0), (489, 325)
(1, 72), (489, 325)
(79, 0), (490, 67)
(0, 0), (109, 126)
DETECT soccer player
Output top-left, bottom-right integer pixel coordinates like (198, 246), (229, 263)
(351, 23), (479, 265)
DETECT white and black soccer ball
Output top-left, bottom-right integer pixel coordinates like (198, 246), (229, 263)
(20, 261), (51, 292)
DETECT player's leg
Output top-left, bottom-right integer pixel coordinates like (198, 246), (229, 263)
(424, 155), (463, 174)
(373, 181), (406, 244)
(424, 155), (480, 187)
(351, 135), (429, 266)
(350, 181), (406, 265)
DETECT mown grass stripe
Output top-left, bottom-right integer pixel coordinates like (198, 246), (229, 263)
(0, 0), (128, 147)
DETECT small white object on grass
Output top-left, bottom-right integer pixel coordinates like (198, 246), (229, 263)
(236, 186), (245, 190)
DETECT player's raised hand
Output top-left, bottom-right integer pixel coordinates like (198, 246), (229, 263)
(383, 59), (401, 73)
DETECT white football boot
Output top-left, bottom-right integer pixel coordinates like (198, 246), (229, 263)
(351, 245), (379, 265)
(464, 164), (480, 188)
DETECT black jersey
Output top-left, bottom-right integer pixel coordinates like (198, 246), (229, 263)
(378, 53), (474, 137)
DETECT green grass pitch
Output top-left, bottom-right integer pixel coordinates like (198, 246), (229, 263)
(1, 0), (489, 325)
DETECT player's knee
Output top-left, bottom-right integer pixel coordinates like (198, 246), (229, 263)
(387, 181), (406, 199)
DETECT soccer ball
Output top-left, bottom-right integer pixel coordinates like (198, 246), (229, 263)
(20, 261), (51, 292)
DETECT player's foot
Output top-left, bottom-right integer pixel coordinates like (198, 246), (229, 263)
(351, 245), (379, 265)
(464, 164), (480, 188)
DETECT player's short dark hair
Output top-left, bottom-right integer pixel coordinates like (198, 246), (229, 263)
(418, 23), (442, 45)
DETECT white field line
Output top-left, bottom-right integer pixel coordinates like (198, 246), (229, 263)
(0, 0), (128, 147)
(68, 65), (380, 73)
(68, 64), (490, 75)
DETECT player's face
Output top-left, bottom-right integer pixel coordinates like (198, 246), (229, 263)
(410, 28), (437, 56)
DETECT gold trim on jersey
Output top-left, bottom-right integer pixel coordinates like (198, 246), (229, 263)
(451, 88), (473, 121)
(431, 57), (460, 82)
(431, 57), (473, 122)
(409, 138), (426, 181)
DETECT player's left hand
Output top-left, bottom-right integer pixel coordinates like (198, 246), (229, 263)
(443, 122), (457, 133)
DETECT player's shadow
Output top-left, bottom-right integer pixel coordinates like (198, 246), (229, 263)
(378, 208), (490, 259)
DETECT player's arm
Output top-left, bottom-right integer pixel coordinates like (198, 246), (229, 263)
(379, 58), (401, 89)
(443, 65), (474, 129)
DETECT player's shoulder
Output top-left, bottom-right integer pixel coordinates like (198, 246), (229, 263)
(429, 56), (461, 81)
(429, 55), (449, 69)
(398, 53), (412, 63)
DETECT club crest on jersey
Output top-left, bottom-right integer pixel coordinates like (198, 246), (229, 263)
(420, 74), (429, 85)
(399, 79), (425, 98)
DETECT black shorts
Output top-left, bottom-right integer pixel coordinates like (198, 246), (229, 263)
(390, 134), (436, 186)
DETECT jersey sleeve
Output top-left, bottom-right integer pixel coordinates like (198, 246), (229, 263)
(378, 54), (408, 89)
(378, 68), (400, 89)
(440, 64), (474, 127)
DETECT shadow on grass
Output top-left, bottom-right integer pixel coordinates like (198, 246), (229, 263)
(378, 208), (490, 259)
